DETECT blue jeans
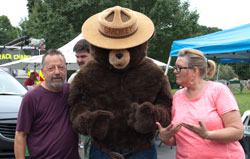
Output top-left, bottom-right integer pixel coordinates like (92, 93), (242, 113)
(89, 143), (157, 159)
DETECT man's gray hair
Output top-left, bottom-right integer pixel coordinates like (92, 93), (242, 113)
(41, 49), (66, 68)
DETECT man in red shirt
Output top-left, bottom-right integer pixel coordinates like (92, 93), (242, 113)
(23, 72), (37, 87)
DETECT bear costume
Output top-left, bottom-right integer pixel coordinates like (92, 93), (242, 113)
(68, 6), (172, 159)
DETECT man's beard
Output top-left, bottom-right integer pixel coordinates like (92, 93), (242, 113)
(48, 75), (65, 89)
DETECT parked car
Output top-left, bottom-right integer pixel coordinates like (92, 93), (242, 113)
(0, 68), (27, 158)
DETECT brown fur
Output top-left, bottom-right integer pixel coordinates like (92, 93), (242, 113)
(68, 42), (172, 150)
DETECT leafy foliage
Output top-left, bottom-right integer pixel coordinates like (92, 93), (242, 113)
(228, 62), (250, 80)
(0, 16), (20, 45)
(23, 0), (219, 55)
(210, 64), (238, 81)
(20, 0), (223, 87)
(148, 0), (201, 63)
(22, 1), (76, 49)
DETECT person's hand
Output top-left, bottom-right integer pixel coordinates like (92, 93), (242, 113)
(156, 122), (182, 144)
(181, 121), (210, 139)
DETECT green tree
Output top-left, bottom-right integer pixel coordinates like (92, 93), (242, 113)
(210, 64), (238, 81)
(21, 0), (223, 88)
(147, 0), (200, 62)
(228, 62), (250, 80)
(196, 25), (221, 36)
(23, 0), (220, 57)
(23, 1), (76, 49)
(24, 0), (123, 49)
(0, 16), (20, 45)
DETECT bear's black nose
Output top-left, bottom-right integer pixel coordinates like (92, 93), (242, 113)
(116, 53), (123, 59)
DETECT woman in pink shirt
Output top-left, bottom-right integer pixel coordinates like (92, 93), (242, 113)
(157, 48), (245, 159)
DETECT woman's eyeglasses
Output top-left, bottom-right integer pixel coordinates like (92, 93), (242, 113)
(173, 66), (193, 73)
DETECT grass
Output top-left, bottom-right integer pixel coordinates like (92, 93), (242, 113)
(232, 88), (250, 114)
(171, 88), (250, 114)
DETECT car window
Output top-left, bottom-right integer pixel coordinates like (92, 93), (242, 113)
(0, 71), (27, 95)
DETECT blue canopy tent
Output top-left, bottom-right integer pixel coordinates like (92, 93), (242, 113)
(165, 23), (250, 75)
(219, 59), (250, 63)
(216, 58), (250, 81)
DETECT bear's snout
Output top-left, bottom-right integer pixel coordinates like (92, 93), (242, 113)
(116, 53), (123, 59)
(109, 49), (130, 70)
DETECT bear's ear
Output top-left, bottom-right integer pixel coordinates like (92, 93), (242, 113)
(89, 44), (96, 57)
(89, 44), (111, 66)
(128, 41), (148, 66)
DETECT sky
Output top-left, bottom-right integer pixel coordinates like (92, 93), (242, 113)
(0, 0), (250, 30)
(187, 0), (250, 30)
(0, 0), (28, 27)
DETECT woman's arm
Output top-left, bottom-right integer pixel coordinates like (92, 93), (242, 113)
(207, 110), (244, 141)
(182, 110), (244, 142)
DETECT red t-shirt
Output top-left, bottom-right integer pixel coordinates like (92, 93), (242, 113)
(23, 78), (35, 86)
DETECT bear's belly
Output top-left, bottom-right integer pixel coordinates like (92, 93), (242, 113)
(87, 80), (159, 149)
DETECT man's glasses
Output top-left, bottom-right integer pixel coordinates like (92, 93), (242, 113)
(173, 66), (193, 73)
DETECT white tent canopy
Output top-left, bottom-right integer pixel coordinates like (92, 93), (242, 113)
(0, 55), (43, 70)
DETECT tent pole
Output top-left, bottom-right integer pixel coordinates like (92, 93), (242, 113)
(216, 64), (220, 81)
(165, 56), (172, 75)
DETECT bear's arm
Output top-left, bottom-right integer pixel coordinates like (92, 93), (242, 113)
(128, 74), (173, 134)
(68, 71), (114, 139)
(153, 75), (173, 127)
(68, 79), (90, 134)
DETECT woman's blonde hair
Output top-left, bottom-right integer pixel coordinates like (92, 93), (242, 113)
(178, 48), (216, 78)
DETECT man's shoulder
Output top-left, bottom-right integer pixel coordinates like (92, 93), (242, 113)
(27, 84), (43, 93)
(22, 85), (43, 102)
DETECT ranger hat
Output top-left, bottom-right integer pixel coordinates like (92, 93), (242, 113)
(82, 6), (154, 50)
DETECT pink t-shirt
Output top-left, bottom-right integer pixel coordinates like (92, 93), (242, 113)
(172, 81), (245, 159)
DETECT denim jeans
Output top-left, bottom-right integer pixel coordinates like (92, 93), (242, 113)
(89, 143), (157, 159)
